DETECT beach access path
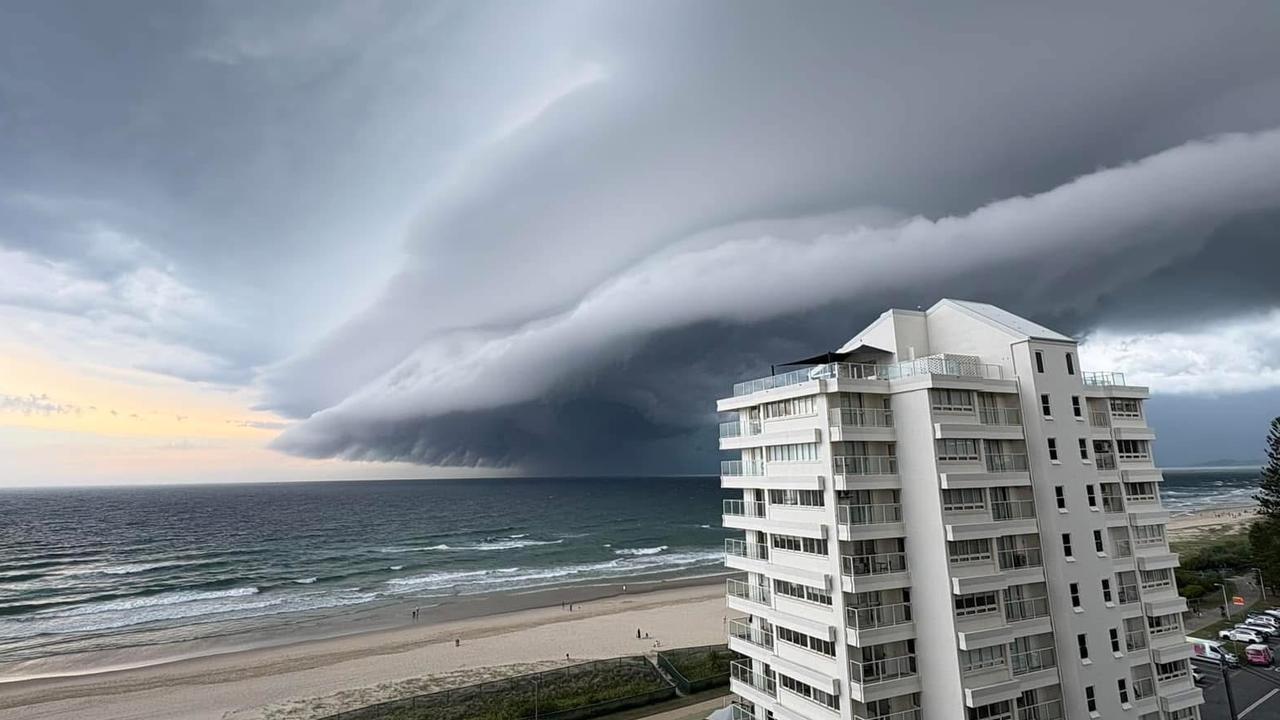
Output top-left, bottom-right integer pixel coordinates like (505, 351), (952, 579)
(0, 580), (732, 720)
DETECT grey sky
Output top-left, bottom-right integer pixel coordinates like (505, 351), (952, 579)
(2, 1), (1279, 475)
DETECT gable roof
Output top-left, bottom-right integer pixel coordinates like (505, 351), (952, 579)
(935, 299), (1075, 343)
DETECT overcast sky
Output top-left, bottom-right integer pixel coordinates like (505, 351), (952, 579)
(2, 1), (1279, 485)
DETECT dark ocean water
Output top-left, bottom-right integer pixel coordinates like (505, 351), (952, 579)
(0, 477), (732, 665)
(0, 470), (1259, 666)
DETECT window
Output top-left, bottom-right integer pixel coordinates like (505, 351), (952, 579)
(1110, 628), (1121, 653)
(1109, 398), (1141, 418)
(943, 488), (986, 512)
(763, 396), (816, 419)
(1066, 352), (1076, 375)
(1094, 530), (1104, 553)
(931, 388), (974, 412)
(937, 438), (980, 462)
(1078, 633), (1089, 660)
(773, 579), (832, 606)
(1102, 579), (1113, 603)
(1086, 484), (1097, 507)
(1085, 686), (1097, 713)
(1035, 350), (1044, 373)
(1117, 439), (1150, 459)
(1070, 582), (1081, 609)
(949, 539), (992, 564)
(1118, 678), (1129, 704)
(1072, 395), (1082, 418)
(779, 673), (840, 710)
(955, 591), (1001, 617)
(771, 534), (828, 555)
(776, 625), (836, 656)
(765, 442), (820, 463)
(961, 646), (1005, 673)
(1040, 393), (1052, 417)
(1062, 533), (1073, 558)
(1078, 438), (1089, 460)
(1047, 438), (1058, 461)
(769, 489), (824, 507)
(1055, 486), (1066, 510)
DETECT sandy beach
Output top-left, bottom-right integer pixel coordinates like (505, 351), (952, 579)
(1167, 503), (1259, 543)
(0, 578), (734, 720)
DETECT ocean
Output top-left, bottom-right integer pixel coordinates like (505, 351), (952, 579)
(0, 470), (1260, 671)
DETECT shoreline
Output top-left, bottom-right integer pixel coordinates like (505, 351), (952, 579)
(0, 574), (735, 720)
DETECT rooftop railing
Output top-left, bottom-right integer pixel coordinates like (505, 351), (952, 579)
(978, 407), (1022, 426)
(847, 601), (913, 631)
(830, 407), (894, 428)
(731, 354), (1003, 396)
(838, 503), (903, 526)
(986, 453), (1029, 473)
(849, 653), (918, 685)
(1084, 371), (1128, 387)
(842, 551), (908, 577)
(834, 454), (898, 476)
(730, 660), (776, 697)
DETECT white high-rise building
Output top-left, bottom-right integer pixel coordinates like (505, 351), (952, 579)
(719, 300), (1202, 720)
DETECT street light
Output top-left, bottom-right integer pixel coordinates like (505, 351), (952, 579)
(1251, 567), (1268, 601)
(1216, 582), (1232, 619)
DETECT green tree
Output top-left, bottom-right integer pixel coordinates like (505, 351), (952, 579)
(1248, 417), (1280, 588)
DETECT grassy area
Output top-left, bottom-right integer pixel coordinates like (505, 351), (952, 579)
(1170, 526), (1252, 555)
(659, 646), (735, 683)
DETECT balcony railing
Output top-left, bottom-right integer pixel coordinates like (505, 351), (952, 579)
(838, 503), (903, 526)
(842, 552), (908, 577)
(1010, 647), (1056, 676)
(1118, 584), (1140, 605)
(847, 601), (913, 630)
(1112, 538), (1133, 558)
(978, 407), (1022, 426)
(855, 710), (921, 720)
(1017, 699), (1064, 720)
(721, 460), (766, 477)
(1089, 410), (1111, 427)
(834, 454), (898, 476)
(1134, 535), (1166, 549)
(1141, 577), (1174, 593)
(831, 407), (894, 428)
(1005, 595), (1050, 622)
(1126, 629), (1148, 652)
(727, 578), (770, 606)
(1101, 495), (1125, 513)
(1132, 676), (1155, 700)
(729, 704), (757, 720)
(731, 355), (1003, 397)
(1084, 371), (1128, 387)
(1149, 622), (1182, 638)
(1095, 452), (1117, 471)
(997, 547), (1043, 570)
(1119, 451), (1151, 462)
(986, 453), (1029, 473)
(728, 618), (774, 650)
(1157, 665), (1189, 684)
(849, 654), (918, 685)
(991, 499), (1037, 521)
(730, 660), (776, 697)
(723, 499), (767, 518)
(725, 538), (769, 561)
(720, 419), (762, 438)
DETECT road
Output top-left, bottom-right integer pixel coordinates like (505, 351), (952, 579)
(1199, 662), (1280, 719)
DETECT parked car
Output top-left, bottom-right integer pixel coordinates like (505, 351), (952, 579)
(1241, 620), (1278, 638)
(1261, 608), (1280, 620)
(1245, 644), (1274, 666)
(1220, 627), (1266, 644)
(1189, 637), (1239, 666)
(1246, 613), (1280, 629)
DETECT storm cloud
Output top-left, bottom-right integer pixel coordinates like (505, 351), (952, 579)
(3, 2), (1280, 473)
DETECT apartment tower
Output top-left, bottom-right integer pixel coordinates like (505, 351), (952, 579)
(720, 300), (1202, 720)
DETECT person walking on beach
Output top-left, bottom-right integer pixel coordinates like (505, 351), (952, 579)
(636, 628), (641, 639)
(455, 638), (460, 647)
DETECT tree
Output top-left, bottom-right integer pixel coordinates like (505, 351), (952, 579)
(1249, 417), (1280, 588)
(1255, 417), (1280, 516)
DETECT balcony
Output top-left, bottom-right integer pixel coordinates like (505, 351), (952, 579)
(1156, 664), (1190, 685)
(847, 601), (913, 632)
(722, 460), (766, 477)
(855, 709), (922, 720)
(831, 407), (894, 428)
(1119, 450), (1152, 463)
(1090, 410), (1111, 428)
(1010, 647), (1056, 676)
(835, 454), (899, 476)
(1017, 699), (1064, 720)
(985, 453), (1029, 473)
(725, 538), (769, 561)
(842, 552), (908, 578)
(1133, 676), (1156, 701)
(1095, 453), (1118, 471)
(1118, 583), (1140, 605)
(990, 499), (1036, 521)
(978, 407), (1022, 426)
(1112, 538), (1134, 558)
(723, 499), (767, 518)
(839, 503), (903, 526)
(997, 547), (1042, 571)
(1084, 371), (1128, 387)
(729, 704), (758, 720)
(728, 619), (774, 651)
(727, 578), (771, 607)
(1126, 628), (1149, 652)
(849, 654), (918, 686)
(730, 355), (1005, 397)
(730, 660), (776, 697)
(719, 419), (761, 439)
(1004, 595), (1050, 623)
(1101, 494), (1126, 513)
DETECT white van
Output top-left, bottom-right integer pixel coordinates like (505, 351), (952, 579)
(1188, 636), (1239, 667)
